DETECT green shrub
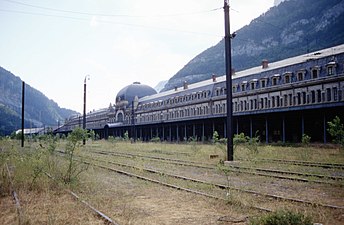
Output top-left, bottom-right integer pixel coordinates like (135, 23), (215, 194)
(249, 210), (312, 225)
(218, 138), (227, 145)
(123, 131), (129, 141)
(88, 130), (96, 141)
(247, 131), (260, 154)
(150, 136), (161, 143)
(108, 136), (115, 143)
(233, 133), (249, 145)
(212, 131), (219, 143)
(301, 134), (311, 146)
(62, 127), (88, 184)
(327, 116), (344, 146)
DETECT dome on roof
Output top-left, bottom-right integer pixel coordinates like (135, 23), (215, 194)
(116, 82), (157, 104)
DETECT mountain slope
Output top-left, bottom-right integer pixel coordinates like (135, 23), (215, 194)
(0, 66), (78, 135)
(161, 0), (344, 92)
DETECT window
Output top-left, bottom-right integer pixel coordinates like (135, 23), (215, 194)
(326, 88), (331, 101)
(297, 72), (304, 81)
(260, 98), (264, 109)
(273, 96), (278, 107)
(271, 75), (280, 86)
(339, 90), (343, 101)
(284, 94), (288, 106)
(284, 73), (292, 83)
(241, 82), (247, 91)
(333, 87), (338, 101)
(317, 90), (322, 102)
(312, 69), (319, 79)
(311, 91), (315, 103)
(272, 77), (278, 86)
(264, 97), (268, 108)
(250, 82), (256, 90)
(289, 94), (293, 106)
(197, 93), (201, 99)
(260, 79), (267, 88)
(232, 85), (237, 93)
(250, 79), (257, 90)
(327, 66), (334, 76)
(326, 62), (336, 76)
(297, 93), (301, 105)
(276, 96), (280, 107)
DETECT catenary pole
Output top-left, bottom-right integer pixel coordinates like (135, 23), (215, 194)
(83, 75), (89, 145)
(21, 81), (25, 147)
(224, 0), (234, 161)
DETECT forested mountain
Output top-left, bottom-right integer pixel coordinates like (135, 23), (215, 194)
(161, 0), (344, 92)
(0, 66), (78, 136)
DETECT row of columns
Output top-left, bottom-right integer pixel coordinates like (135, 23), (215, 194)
(102, 111), (337, 144)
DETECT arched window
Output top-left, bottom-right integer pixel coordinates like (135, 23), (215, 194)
(311, 66), (320, 79)
(117, 112), (124, 122)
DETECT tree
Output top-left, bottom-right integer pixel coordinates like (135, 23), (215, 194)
(327, 116), (344, 146)
(63, 127), (88, 184)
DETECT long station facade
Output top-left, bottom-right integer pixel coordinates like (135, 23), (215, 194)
(56, 44), (344, 143)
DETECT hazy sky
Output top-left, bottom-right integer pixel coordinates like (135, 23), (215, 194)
(0, 0), (274, 114)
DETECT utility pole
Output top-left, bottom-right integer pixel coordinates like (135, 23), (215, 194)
(131, 101), (136, 142)
(83, 75), (90, 145)
(21, 81), (25, 147)
(224, 0), (234, 161)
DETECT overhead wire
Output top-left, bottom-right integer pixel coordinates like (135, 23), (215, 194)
(0, 8), (223, 38)
(1, 0), (290, 45)
(1, 0), (222, 18)
(0, 0), (224, 37)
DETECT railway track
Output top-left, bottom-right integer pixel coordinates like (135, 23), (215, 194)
(44, 172), (119, 225)
(240, 158), (344, 169)
(72, 153), (344, 211)
(78, 158), (272, 213)
(90, 150), (343, 185)
(5, 163), (23, 224)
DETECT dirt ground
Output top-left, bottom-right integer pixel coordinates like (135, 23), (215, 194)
(78, 166), (252, 225)
(1, 141), (343, 224)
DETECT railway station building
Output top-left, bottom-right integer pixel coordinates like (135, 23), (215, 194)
(55, 44), (344, 144)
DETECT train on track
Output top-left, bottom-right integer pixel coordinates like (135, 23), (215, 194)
(55, 44), (344, 143)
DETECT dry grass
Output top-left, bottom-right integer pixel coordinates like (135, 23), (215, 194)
(78, 165), (249, 225)
(1, 138), (344, 224)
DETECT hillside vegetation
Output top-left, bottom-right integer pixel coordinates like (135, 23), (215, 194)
(0, 66), (77, 136)
(161, 0), (344, 91)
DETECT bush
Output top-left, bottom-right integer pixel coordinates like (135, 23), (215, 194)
(249, 210), (312, 225)
(218, 138), (227, 145)
(150, 136), (161, 143)
(233, 133), (249, 145)
(212, 131), (219, 143)
(108, 136), (115, 143)
(123, 131), (129, 141)
(327, 116), (344, 146)
(247, 131), (260, 154)
(301, 134), (311, 146)
(62, 127), (88, 184)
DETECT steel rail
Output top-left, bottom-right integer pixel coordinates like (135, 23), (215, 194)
(44, 172), (119, 225)
(241, 158), (344, 169)
(5, 163), (23, 224)
(79, 160), (271, 212)
(77, 154), (344, 211)
(91, 150), (342, 184)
